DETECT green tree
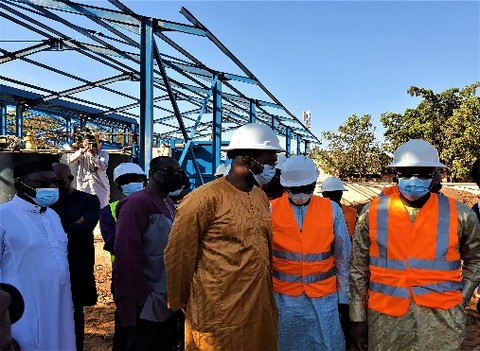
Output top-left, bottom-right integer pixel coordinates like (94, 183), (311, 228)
(310, 114), (387, 179)
(380, 82), (480, 180)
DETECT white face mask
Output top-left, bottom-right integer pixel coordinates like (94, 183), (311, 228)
(288, 191), (313, 205)
(250, 164), (276, 186)
(168, 188), (183, 197)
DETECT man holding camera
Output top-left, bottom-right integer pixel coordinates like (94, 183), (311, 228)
(67, 134), (110, 208)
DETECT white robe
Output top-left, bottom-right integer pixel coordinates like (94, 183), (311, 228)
(67, 149), (110, 208)
(0, 196), (76, 351)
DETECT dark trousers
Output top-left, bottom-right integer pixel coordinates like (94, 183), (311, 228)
(120, 310), (184, 351)
(73, 304), (85, 351)
(112, 310), (127, 351)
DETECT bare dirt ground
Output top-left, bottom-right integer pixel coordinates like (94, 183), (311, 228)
(84, 186), (480, 351)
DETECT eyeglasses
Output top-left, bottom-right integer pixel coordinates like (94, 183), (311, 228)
(252, 158), (276, 167)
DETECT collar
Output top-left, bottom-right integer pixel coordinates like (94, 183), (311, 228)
(12, 195), (45, 214)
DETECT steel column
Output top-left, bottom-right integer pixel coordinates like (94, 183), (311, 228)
(271, 115), (277, 130)
(304, 141), (310, 155)
(212, 79), (222, 177)
(285, 127), (291, 156)
(15, 103), (23, 138)
(249, 99), (256, 123)
(139, 17), (154, 173)
(296, 135), (301, 155)
(124, 127), (129, 145)
(0, 103), (6, 135)
(65, 117), (72, 144)
(111, 127), (116, 143)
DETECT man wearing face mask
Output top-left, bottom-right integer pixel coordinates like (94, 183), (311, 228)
(0, 161), (76, 350)
(165, 123), (283, 350)
(113, 156), (184, 351)
(99, 162), (147, 259)
(270, 155), (351, 351)
(349, 139), (480, 351)
(99, 162), (147, 351)
(51, 162), (100, 351)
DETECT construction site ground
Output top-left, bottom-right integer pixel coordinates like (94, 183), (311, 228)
(85, 184), (480, 351)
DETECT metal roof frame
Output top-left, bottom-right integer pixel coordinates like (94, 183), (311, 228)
(0, 0), (319, 175)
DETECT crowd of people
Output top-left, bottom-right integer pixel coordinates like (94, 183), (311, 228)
(0, 124), (479, 351)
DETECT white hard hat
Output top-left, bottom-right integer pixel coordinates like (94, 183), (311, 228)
(280, 155), (319, 187)
(387, 139), (446, 168)
(113, 162), (146, 182)
(221, 123), (285, 152)
(275, 154), (287, 170)
(320, 176), (348, 192)
(214, 164), (228, 177)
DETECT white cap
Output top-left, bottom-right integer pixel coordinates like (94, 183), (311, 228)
(222, 123), (285, 152)
(113, 162), (146, 182)
(388, 139), (446, 168)
(280, 155), (319, 187)
(320, 176), (348, 192)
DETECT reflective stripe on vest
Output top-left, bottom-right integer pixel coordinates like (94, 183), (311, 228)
(368, 193), (462, 316)
(272, 249), (332, 262)
(271, 194), (337, 297)
(273, 266), (336, 284)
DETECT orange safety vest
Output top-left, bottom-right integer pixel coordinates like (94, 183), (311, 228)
(368, 193), (463, 316)
(271, 193), (336, 297)
(341, 204), (357, 237)
(380, 184), (400, 197)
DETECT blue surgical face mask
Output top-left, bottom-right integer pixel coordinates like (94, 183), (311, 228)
(397, 176), (432, 201)
(168, 188), (183, 197)
(121, 182), (144, 196)
(288, 192), (313, 206)
(29, 188), (59, 207)
(250, 164), (276, 186)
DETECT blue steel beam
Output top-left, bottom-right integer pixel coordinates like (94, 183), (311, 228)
(139, 17), (153, 173)
(249, 100), (256, 123)
(296, 134), (301, 155)
(285, 127), (291, 156)
(15, 103), (24, 137)
(212, 79), (222, 177)
(178, 74), (218, 165)
(0, 104), (6, 135)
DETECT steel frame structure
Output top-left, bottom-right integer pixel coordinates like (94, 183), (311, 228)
(0, 0), (319, 178)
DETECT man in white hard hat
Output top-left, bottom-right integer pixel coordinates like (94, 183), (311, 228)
(350, 139), (480, 351)
(270, 155), (351, 351)
(321, 176), (358, 237)
(165, 123), (284, 350)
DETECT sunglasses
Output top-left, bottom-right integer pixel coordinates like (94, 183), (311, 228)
(152, 167), (184, 175)
(25, 178), (61, 187)
(396, 171), (435, 179)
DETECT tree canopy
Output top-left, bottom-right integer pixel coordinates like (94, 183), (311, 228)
(310, 114), (389, 179)
(310, 82), (480, 181)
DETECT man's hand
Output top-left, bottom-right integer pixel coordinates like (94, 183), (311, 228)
(351, 321), (368, 351)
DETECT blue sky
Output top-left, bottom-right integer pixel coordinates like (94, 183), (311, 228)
(125, 0), (480, 143)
